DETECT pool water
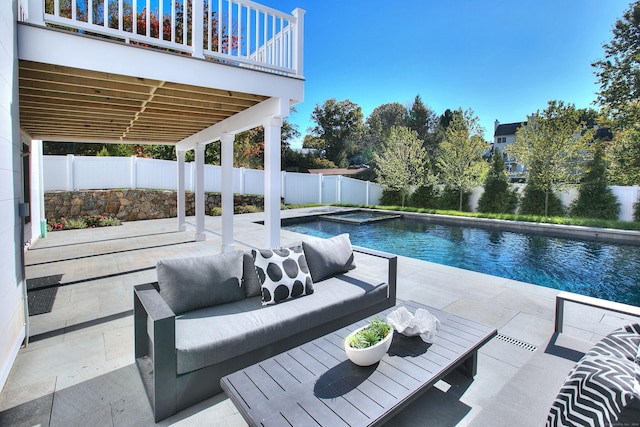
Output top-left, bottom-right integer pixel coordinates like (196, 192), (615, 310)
(283, 217), (640, 306)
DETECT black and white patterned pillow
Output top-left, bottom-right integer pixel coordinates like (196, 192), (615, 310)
(547, 323), (640, 427)
(252, 246), (314, 305)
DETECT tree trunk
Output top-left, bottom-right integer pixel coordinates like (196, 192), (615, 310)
(545, 188), (549, 217)
(459, 189), (463, 212)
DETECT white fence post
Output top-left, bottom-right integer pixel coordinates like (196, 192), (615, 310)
(239, 167), (245, 195)
(337, 176), (342, 204)
(130, 156), (137, 189)
(66, 154), (74, 191)
(318, 174), (323, 204)
(366, 181), (370, 206)
(281, 171), (286, 201)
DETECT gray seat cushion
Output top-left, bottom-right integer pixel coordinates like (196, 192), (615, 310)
(157, 251), (245, 315)
(174, 270), (388, 375)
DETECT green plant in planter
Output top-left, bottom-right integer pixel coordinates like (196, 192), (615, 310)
(347, 317), (392, 349)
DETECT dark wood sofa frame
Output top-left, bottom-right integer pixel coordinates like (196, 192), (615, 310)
(133, 246), (397, 422)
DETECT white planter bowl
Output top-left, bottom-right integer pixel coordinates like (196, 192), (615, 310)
(344, 325), (393, 366)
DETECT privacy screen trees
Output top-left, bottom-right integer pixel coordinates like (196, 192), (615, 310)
(477, 153), (519, 214)
(571, 145), (620, 220)
(507, 101), (593, 216)
(374, 126), (429, 207)
(435, 108), (488, 212)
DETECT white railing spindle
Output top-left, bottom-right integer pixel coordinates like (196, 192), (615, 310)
(38, 0), (302, 76)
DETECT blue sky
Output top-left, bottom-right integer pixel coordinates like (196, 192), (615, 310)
(267, 0), (630, 147)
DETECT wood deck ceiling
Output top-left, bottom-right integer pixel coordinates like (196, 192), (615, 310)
(18, 60), (269, 144)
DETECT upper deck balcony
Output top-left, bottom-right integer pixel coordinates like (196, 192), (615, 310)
(17, 0), (304, 144)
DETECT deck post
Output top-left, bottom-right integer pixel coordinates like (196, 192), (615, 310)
(292, 8), (305, 77)
(221, 133), (234, 253)
(192, 0), (204, 58)
(177, 150), (186, 232)
(194, 143), (206, 241)
(264, 116), (282, 247)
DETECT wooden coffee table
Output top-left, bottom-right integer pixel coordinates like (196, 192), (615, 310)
(221, 300), (497, 427)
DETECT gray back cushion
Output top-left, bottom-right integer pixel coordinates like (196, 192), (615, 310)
(302, 233), (355, 282)
(157, 251), (245, 315)
(242, 252), (262, 297)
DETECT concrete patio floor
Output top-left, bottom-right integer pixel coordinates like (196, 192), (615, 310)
(1, 207), (638, 426)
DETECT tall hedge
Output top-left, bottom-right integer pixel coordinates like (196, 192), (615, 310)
(477, 154), (519, 214)
(571, 145), (620, 220)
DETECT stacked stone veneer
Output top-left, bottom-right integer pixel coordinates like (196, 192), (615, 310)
(45, 190), (265, 221)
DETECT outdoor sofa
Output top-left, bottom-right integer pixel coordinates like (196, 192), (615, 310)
(133, 234), (397, 422)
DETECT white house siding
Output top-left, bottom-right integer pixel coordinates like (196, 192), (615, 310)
(0, 0), (27, 390)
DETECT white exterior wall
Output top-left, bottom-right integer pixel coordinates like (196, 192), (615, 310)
(0, 0), (27, 390)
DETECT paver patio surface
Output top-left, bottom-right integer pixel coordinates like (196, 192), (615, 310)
(1, 207), (638, 426)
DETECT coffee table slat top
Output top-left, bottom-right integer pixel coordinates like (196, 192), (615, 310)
(221, 301), (497, 427)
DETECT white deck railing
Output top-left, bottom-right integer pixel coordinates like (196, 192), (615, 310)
(23, 0), (304, 77)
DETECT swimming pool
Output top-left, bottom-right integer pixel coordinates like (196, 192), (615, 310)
(283, 215), (640, 306)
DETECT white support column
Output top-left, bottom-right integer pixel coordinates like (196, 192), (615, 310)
(194, 143), (206, 241)
(177, 150), (186, 232)
(221, 133), (234, 253)
(264, 117), (282, 247)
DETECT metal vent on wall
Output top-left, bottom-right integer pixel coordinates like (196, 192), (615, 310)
(496, 334), (538, 352)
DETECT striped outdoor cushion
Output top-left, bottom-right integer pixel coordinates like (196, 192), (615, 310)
(547, 323), (640, 427)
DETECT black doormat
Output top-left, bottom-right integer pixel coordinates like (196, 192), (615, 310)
(28, 288), (59, 316)
(27, 274), (63, 291)
(27, 274), (63, 316)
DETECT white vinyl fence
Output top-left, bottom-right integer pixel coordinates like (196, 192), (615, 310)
(43, 155), (384, 206)
(43, 155), (640, 220)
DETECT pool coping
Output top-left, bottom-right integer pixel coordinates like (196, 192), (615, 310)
(283, 208), (640, 246)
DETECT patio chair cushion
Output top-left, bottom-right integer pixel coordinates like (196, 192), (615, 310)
(242, 252), (262, 297)
(252, 246), (314, 305)
(302, 233), (356, 282)
(174, 269), (387, 375)
(157, 251), (245, 315)
(547, 323), (640, 426)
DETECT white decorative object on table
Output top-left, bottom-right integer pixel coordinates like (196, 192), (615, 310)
(387, 306), (441, 343)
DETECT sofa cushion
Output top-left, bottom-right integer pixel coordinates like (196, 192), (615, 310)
(302, 234), (356, 282)
(174, 270), (388, 375)
(547, 323), (640, 426)
(157, 251), (245, 315)
(242, 252), (262, 298)
(252, 246), (314, 305)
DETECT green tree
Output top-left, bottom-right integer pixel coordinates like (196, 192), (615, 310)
(358, 103), (408, 166)
(571, 144), (620, 220)
(308, 98), (364, 167)
(506, 100), (594, 216)
(407, 95), (438, 161)
(373, 126), (429, 207)
(592, 1), (640, 129)
(477, 152), (519, 213)
(608, 127), (640, 185)
(435, 108), (489, 211)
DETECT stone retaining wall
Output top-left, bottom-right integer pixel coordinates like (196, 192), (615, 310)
(45, 190), (265, 221)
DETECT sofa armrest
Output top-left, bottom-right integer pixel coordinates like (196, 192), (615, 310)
(353, 245), (397, 305)
(133, 283), (177, 421)
(554, 291), (640, 333)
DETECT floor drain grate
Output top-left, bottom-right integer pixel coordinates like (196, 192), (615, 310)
(495, 334), (537, 352)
